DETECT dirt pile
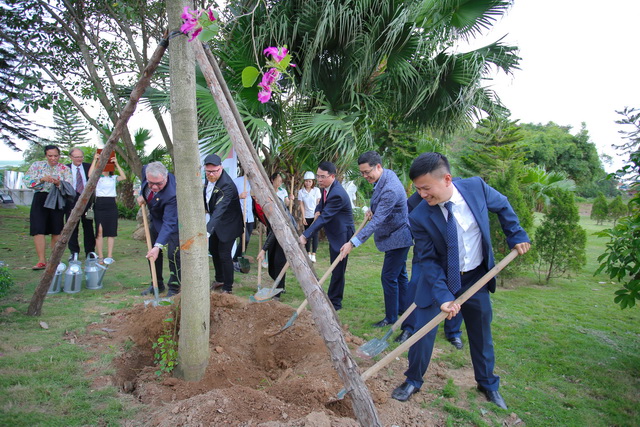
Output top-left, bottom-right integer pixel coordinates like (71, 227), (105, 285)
(80, 293), (479, 426)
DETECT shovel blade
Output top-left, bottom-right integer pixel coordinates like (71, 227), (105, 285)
(250, 287), (283, 302)
(356, 339), (389, 358)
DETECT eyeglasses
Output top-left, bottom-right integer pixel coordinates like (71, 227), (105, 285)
(205, 168), (222, 175)
(360, 167), (375, 177)
(70, 155), (84, 159)
(148, 180), (165, 188)
(316, 174), (331, 179)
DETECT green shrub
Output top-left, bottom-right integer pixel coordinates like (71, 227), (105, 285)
(116, 202), (138, 220)
(0, 265), (14, 298)
(590, 193), (609, 225)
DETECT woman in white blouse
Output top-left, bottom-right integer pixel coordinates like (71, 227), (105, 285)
(89, 153), (126, 262)
(297, 171), (321, 262)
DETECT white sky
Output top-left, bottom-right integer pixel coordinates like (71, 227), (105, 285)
(3, 0), (639, 173)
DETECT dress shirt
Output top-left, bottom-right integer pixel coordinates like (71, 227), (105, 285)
(71, 164), (87, 189)
(438, 184), (482, 272)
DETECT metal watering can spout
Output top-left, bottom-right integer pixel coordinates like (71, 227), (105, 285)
(94, 257), (114, 289)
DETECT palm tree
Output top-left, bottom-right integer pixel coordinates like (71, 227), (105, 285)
(195, 0), (520, 176)
(521, 165), (576, 212)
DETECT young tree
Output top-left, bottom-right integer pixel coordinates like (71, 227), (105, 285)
(534, 189), (587, 284)
(51, 99), (91, 153)
(608, 196), (628, 226)
(591, 193), (609, 225)
(596, 107), (640, 309)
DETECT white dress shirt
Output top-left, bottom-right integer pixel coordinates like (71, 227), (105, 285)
(438, 184), (482, 272)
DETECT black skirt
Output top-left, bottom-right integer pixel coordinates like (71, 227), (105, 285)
(94, 197), (118, 237)
(29, 191), (65, 236)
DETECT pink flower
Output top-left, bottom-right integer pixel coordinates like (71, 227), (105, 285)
(261, 68), (280, 86)
(207, 8), (216, 21)
(258, 88), (272, 103)
(263, 47), (288, 62)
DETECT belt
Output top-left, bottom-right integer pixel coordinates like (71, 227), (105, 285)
(460, 264), (482, 276)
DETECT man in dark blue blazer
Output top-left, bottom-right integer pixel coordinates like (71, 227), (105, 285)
(392, 153), (530, 410)
(137, 162), (181, 297)
(299, 161), (354, 311)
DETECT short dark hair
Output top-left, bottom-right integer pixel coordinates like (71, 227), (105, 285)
(317, 161), (336, 175)
(44, 145), (60, 155)
(270, 172), (282, 183)
(409, 152), (451, 181)
(357, 151), (382, 167)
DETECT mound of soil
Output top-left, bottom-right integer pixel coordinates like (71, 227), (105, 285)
(79, 293), (499, 426)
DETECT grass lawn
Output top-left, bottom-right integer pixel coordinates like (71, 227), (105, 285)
(0, 205), (638, 426)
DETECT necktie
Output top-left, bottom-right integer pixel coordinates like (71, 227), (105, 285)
(147, 190), (155, 204)
(323, 189), (327, 203)
(445, 201), (461, 295)
(76, 167), (84, 195)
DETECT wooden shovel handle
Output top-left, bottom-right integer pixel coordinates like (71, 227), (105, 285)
(359, 249), (519, 383)
(140, 204), (159, 294)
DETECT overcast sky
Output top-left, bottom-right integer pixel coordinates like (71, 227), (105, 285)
(3, 0), (639, 172)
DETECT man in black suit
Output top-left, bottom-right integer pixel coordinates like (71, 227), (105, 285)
(203, 154), (244, 294)
(299, 161), (354, 311)
(138, 161), (181, 297)
(65, 147), (95, 260)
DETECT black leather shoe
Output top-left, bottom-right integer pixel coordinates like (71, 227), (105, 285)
(166, 288), (180, 298)
(391, 382), (420, 402)
(372, 319), (391, 328)
(477, 386), (507, 409)
(141, 284), (165, 296)
(210, 281), (224, 291)
(448, 337), (463, 350)
(394, 330), (412, 343)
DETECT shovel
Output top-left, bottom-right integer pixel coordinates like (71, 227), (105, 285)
(275, 217), (369, 333)
(237, 178), (251, 274)
(356, 302), (417, 358)
(336, 249), (520, 399)
(250, 261), (290, 302)
(141, 204), (171, 307)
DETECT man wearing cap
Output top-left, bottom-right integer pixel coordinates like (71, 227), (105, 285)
(340, 151), (413, 330)
(137, 161), (181, 297)
(203, 154), (244, 294)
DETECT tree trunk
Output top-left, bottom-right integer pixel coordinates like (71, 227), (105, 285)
(27, 36), (170, 316)
(193, 43), (381, 427)
(167, 0), (210, 382)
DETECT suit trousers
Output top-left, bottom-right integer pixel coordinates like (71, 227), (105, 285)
(404, 264), (499, 391)
(148, 227), (181, 292)
(327, 244), (349, 311)
(210, 233), (235, 292)
(233, 221), (254, 261)
(65, 194), (95, 256)
(380, 246), (410, 323)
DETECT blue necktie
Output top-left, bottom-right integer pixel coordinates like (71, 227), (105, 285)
(445, 201), (461, 295)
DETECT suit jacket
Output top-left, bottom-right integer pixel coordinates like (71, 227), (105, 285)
(303, 179), (354, 252)
(204, 170), (244, 242)
(355, 168), (413, 252)
(140, 166), (179, 246)
(67, 162), (95, 206)
(409, 176), (529, 308)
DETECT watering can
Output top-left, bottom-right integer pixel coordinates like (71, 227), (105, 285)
(47, 262), (66, 294)
(88, 256), (114, 290)
(63, 260), (83, 294)
(84, 252), (102, 290)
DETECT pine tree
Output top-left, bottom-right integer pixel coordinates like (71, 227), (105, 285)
(51, 99), (91, 155)
(534, 189), (587, 284)
(608, 196), (628, 226)
(590, 193), (609, 225)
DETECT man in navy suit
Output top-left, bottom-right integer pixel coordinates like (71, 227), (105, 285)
(203, 154), (244, 294)
(65, 147), (95, 260)
(138, 162), (181, 297)
(392, 153), (530, 409)
(340, 151), (413, 328)
(299, 161), (354, 311)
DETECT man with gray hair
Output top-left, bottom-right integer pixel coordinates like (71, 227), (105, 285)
(137, 161), (181, 297)
(65, 147), (95, 260)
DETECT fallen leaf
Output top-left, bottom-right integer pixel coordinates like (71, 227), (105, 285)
(39, 321), (49, 329)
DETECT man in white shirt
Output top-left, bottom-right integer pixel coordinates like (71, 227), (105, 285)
(65, 147), (95, 260)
